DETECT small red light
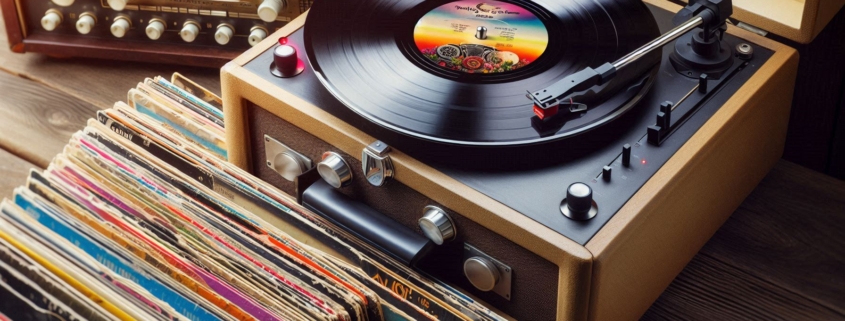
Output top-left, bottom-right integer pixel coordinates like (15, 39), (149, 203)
(641, 159), (647, 165)
(278, 37), (288, 45)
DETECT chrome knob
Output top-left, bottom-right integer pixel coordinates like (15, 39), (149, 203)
(464, 256), (500, 292)
(317, 152), (352, 188)
(272, 152), (307, 181)
(418, 206), (455, 245)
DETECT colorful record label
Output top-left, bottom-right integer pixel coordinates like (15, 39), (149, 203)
(414, 0), (549, 74)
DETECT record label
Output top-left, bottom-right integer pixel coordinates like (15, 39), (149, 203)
(413, 0), (548, 74)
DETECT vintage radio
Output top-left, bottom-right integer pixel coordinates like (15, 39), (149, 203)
(221, 0), (798, 319)
(0, 0), (312, 67)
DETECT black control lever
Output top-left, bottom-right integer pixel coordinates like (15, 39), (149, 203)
(302, 180), (433, 266)
(529, 0), (730, 120)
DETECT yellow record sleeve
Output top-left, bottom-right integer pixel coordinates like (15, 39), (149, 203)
(0, 211), (134, 321)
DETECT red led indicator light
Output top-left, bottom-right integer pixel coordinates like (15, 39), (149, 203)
(278, 37), (288, 45)
(641, 159), (647, 165)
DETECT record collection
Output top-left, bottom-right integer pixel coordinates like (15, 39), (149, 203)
(0, 73), (507, 321)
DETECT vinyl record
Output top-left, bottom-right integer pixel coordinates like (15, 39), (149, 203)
(305, 0), (661, 146)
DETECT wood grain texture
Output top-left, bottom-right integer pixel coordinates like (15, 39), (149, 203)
(644, 160), (845, 320)
(642, 252), (843, 320)
(703, 161), (845, 314)
(0, 148), (37, 198)
(0, 70), (97, 167)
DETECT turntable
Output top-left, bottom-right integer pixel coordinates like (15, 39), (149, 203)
(221, 0), (798, 319)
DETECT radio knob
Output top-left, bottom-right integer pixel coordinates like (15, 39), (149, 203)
(258, 0), (285, 22)
(215, 24), (234, 45)
(51, 0), (74, 7)
(248, 27), (268, 46)
(317, 152), (353, 188)
(41, 10), (62, 31)
(180, 21), (200, 43)
(75, 13), (96, 35)
(561, 182), (597, 220)
(110, 16), (130, 38)
(464, 257), (500, 292)
(418, 206), (455, 245)
(145, 19), (166, 40)
(108, 0), (128, 11)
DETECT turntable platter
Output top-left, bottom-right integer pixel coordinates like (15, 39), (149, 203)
(304, 0), (661, 146)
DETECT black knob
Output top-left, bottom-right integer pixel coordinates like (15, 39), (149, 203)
(699, 74), (709, 93)
(271, 44), (302, 78)
(562, 183), (596, 220)
(602, 166), (612, 182)
(622, 144), (631, 166)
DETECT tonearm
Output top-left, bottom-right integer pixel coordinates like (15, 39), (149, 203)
(529, 0), (733, 120)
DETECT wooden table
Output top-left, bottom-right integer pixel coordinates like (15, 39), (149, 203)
(0, 14), (842, 321)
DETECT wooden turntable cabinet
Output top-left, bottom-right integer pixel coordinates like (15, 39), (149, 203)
(220, 0), (799, 319)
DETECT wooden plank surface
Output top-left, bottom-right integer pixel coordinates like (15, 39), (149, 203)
(0, 70), (99, 167)
(708, 161), (845, 314)
(643, 253), (842, 320)
(0, 148), (38, 199)
(643, 160), (845, 320)
(1, 6), (844, 321)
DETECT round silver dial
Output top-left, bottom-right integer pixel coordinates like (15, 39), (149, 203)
(463, 257), (500, 292)
(317, 152), (352, 188)
(418, 205), (455, 245)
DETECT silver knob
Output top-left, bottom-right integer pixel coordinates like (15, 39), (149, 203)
(317, 152), (352, 188)
(418, 206), (455, 245)
(464, 256), (500, 292)
(272, 152), (307, 181)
